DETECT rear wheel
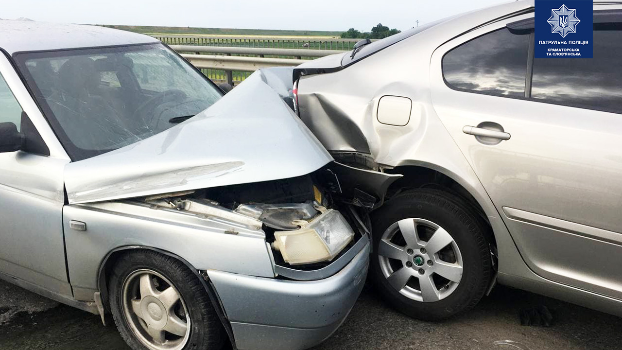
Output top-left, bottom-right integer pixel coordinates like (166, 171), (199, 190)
(370, 189), (492, 320)
(109, 251), (224, 350)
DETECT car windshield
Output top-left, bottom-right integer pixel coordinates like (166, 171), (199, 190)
(15, 43), (222, 161)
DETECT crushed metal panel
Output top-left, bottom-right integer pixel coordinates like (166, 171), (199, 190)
(258, 67), (296, 110)
(298, 92), (372, 154)
(319, 162), (402, 208)
(68, 162), (244, 204)
(64, 71), (332, 204)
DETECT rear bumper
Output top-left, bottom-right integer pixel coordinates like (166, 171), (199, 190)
(207, 237), (370, 350)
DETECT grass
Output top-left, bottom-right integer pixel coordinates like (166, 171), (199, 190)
(199, 69), (253, 84)
(99, 25), (343, 38)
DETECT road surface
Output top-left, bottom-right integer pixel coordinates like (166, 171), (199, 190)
(0, 280), (619, 350)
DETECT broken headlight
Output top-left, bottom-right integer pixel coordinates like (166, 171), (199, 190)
(272, 209), (354, 265)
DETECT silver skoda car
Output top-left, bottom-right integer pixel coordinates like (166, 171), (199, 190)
(293, 0), (622, 320)
(0, 21), (374, 350)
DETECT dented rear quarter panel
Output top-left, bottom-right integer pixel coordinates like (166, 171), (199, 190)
(296, 0), (533, 165)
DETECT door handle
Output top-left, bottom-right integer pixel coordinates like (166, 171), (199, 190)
(462, 126), (511, 141)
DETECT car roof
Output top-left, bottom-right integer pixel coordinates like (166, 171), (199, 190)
(399, 0), (622, 50)
(0, 20), (158, 55)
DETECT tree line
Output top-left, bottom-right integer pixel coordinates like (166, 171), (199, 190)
(341, 23), (401, 39)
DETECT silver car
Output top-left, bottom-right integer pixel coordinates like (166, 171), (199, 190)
(0, 21), (374, 350)
(293, 0), (622, 320)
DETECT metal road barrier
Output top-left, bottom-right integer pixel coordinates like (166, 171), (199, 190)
(158, 35), (367, 51)
(171, 45), (345, 58)
(181, 53), (306, 71)
(170, 45), (346, 85)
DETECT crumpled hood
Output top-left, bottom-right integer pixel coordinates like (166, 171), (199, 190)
(64, 71), (332, 204)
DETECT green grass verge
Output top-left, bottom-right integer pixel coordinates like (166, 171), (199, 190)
(99, 25), (343, 38)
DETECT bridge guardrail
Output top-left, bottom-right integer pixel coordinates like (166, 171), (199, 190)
(171, 45), (346, 85)
(158, 34), (372, 51)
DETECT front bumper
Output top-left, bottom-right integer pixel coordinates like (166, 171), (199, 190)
(207, 236), (370, 350)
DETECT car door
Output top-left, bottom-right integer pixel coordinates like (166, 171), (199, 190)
(0, 53), (72, 297)
(430, 12), (622, 300)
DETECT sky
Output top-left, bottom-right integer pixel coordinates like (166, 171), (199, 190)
(2, 0), (511, 31)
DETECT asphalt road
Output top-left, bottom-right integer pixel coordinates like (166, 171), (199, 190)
(0, 279), (620, 350)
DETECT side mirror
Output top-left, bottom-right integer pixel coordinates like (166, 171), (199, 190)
(218, 83), (233, 94)
(0, 122), (24, 153)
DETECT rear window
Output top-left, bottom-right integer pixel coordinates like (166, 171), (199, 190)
(531, 28), (622, 114)
(340, 21), (440, 67)
(442, 28), (530, 98)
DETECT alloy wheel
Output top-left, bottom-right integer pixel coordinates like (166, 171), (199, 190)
(378, 218), (463, 302)
(122, 269), (191, 350)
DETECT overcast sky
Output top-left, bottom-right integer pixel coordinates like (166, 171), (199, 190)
(2, 0), (510, 31)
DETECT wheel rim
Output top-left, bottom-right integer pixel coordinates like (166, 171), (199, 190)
(378, 218), (463, 302)
(122, 269), (191, 350)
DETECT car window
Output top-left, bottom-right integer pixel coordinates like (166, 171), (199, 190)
(531, 29), (622, 114)
(442, 28), (530, 98)
(0, 73), (23, 131)
(16, 43), (222, 161)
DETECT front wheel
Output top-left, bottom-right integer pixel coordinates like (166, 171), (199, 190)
(109, 251), (224, 350)
(369, 189), (492, 321)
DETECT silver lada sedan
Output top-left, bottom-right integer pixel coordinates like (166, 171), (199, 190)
(0, 20), (375, 350)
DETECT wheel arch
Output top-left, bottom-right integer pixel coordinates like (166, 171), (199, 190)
(97, 245), (236, 349)
(383, 162), (500, 248)
(380, 157), (534, 283)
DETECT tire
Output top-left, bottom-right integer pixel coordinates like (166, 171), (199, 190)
(369, 188), (492, 321)
(109, 250), (224, 350)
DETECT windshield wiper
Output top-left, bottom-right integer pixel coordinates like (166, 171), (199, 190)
(169, 115), (195, 124)
(350, 38), (372, 59)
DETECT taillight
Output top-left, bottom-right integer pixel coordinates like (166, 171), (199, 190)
(292, 79), (299, 115)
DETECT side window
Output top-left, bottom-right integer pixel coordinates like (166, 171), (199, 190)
(531, 29), (622, 113)
(442, 28), (530, 98)
(0, 73), (23, 131)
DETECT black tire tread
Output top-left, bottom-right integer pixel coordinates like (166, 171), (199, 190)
(370, 188), (492, 321)
(108, 250), (223, 350)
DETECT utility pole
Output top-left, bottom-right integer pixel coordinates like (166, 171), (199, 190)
(416, 20), (419, 27)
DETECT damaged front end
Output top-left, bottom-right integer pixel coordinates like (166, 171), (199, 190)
(55, 61), (400, 350)
(63, 68), (400, 285)
(64, 162), (390, 350)
(140, 162), (399, 280)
